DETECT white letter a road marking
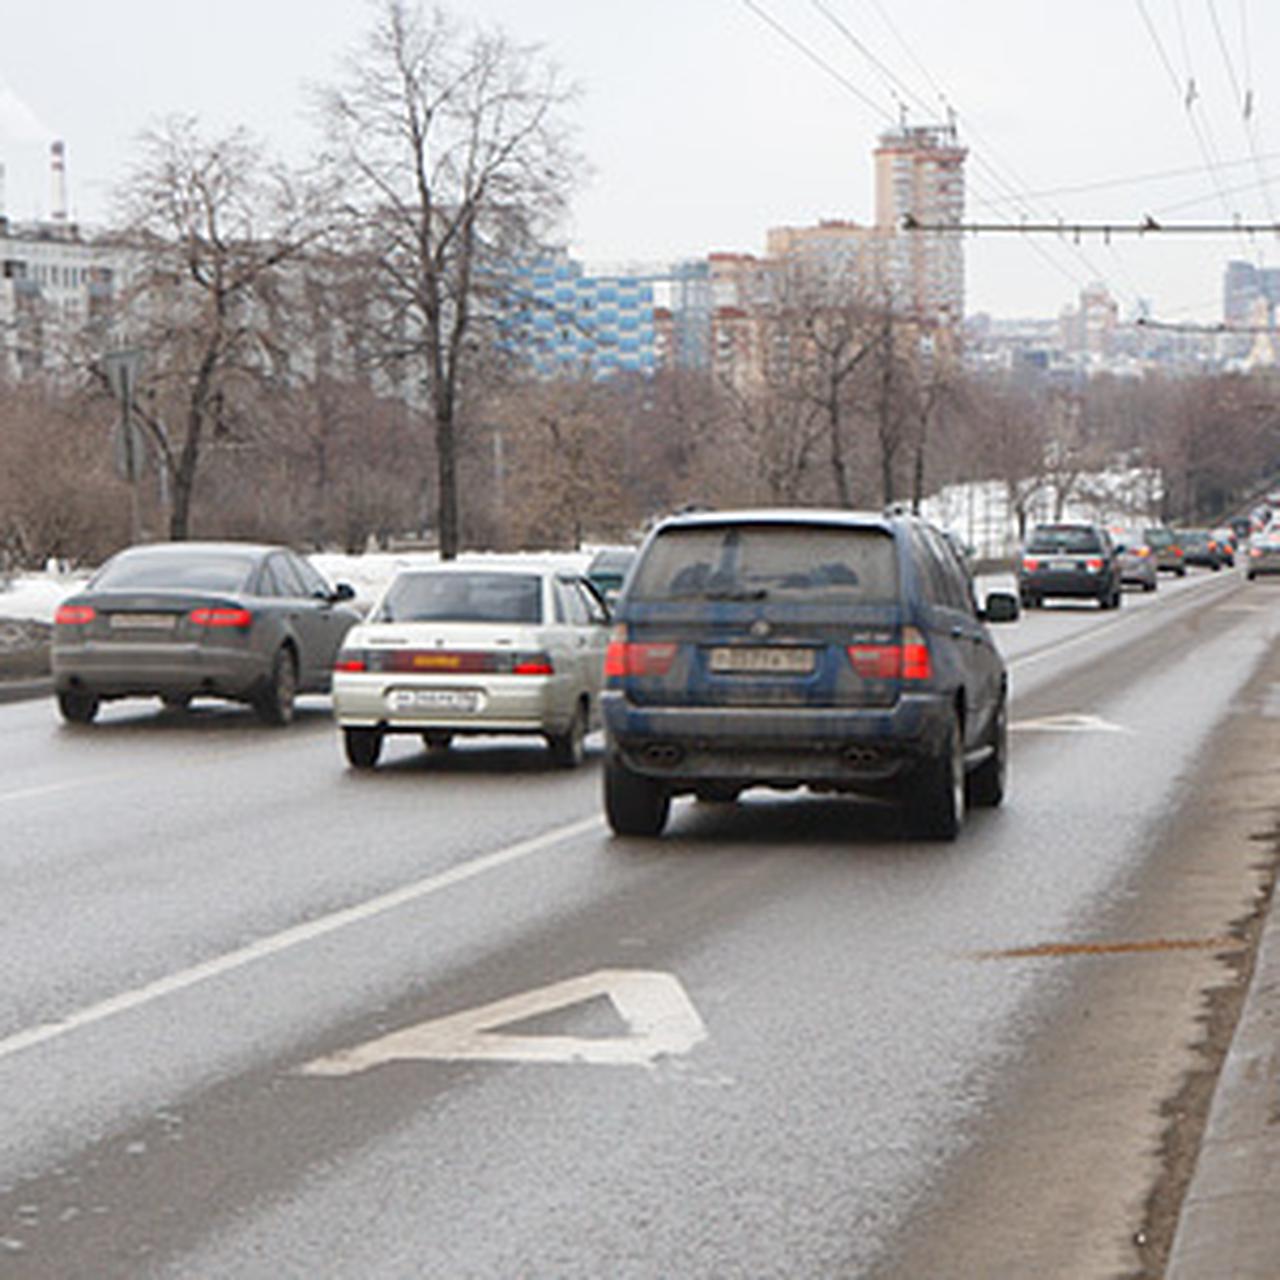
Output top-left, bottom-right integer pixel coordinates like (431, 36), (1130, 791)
(300, 969), (708, 1076)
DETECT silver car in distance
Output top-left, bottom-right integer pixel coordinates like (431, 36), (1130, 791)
(332, 562), (610, 769)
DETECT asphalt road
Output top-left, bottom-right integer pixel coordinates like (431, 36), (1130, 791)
(1, 567), (1277, 1278)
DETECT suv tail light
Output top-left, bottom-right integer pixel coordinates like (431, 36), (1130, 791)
(604, 626), (677, 678)
(846, 626), (932, 681)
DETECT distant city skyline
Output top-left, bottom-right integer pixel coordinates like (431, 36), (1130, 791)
(3, 0), (1279, 323)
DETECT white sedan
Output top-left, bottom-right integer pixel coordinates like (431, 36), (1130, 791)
(332, 562), (610, 769)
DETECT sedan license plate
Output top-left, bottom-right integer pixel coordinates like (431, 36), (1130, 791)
(708, 646), (815, 675)
(387, 688), (481, 713)
(1050, 558), (1076, 571)
(109, 612), (177, 630)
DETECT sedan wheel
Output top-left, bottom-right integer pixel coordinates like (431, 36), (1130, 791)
(421, 732), (453, 754)
(344, 727), (383, 770)
(161, 694), (191, 712)
(548, 701), (587, 768)
(57, 689), (99, 725)
(255, 649), (297, 726)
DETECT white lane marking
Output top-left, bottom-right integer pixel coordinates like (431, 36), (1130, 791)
(0, 779), (90, 806)
(0, 815), (604, 1065)
(1007, 573), (1240, 672)
(300, 969), (708, 1075)
(1011, 714), (1130, 734)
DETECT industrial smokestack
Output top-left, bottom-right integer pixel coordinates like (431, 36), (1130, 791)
(50, 140), (67, 223)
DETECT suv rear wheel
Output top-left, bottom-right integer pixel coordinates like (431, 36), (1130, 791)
(909, 713), (965, 841)
(966, 699), (1006, 808)
(604, 755), (670, 836)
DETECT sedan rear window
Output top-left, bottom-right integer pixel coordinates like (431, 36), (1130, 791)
(375, 572), (543, 623)
(92, 551), (256, 593)
(629, 524), (899, 603)
(1026, 527), (1103, 554)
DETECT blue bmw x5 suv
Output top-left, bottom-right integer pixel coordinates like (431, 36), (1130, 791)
(601, 509), (1019, 841)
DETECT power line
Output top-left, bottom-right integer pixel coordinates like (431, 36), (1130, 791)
(812, 0), (1129, 299)
(902, 214), (1280, 236)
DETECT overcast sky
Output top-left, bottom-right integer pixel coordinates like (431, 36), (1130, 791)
(3, 0), (1279, 321)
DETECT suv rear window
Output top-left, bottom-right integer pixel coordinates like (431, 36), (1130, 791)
(629, 524), (899, 603)
(1026, 526), (1103, 554)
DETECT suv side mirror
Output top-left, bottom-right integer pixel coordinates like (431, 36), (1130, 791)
(981, 591), (1020, 623)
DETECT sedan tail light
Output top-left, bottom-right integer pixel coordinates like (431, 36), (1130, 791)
(54, 604), (96, 625)
(1021, 557), (1040, 572)
(189, 607), (253, 629)
(335, 649), (555, 675)
(1085, 558), (1103, 572)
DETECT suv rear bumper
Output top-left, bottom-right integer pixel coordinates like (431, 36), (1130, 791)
(602, 689), (954, 789)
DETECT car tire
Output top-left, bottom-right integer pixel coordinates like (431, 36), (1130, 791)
(255, 648), (297, 726)
(1143, 579), (1156, 592)
(604, 754), (670, 836)
(548, 700), (587, 768)
(57, 689), (99, 725)
(344, 726), (383, 769)
(1247, 571), (1256, 581)
(1177, 567), (1187, 577)
(695, 783), (741, 804)
(161, 694), (191, 712)
(909, 713), (965, 841)
(966, 698), (1006, 809)
(421, 731), (453, 754)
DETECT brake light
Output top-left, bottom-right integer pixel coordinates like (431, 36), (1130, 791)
(1022, 557), (1040, 572)
(604, 626), (677, 677)
(1173, 546), (1184, 557)
(846, 626), (932, 681)
(189, 607), (253, 628)
(334, 651), (367, 672)
(1085, 558), (1103, 572)
(54, 604), (96, 625)
(1251, 547), (1263, 557)
(512, 654), (554, 675)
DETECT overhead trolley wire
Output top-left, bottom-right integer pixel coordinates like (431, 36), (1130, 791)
(815, 0), (1143, 306)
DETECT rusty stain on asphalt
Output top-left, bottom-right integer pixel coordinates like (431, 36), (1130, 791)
(970, 937), (1240, 961)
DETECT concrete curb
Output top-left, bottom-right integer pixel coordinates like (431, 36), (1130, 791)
(1166, 882), (1280, 1279)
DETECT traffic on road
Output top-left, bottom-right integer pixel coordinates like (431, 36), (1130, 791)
(2, 516), (1278, 1277)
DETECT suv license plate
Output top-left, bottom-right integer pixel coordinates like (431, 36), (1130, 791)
(388, 688), (481, 713)
(708, 646), (815, 674)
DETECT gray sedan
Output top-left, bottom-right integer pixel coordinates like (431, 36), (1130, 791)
(52, 542), (360, 725)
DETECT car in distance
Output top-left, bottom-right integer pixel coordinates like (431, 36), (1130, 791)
(585, 546), (637, 608)
(1108, 526), (1158, 593)
(1018, 522), (1121, 609)
(1177, 528), (1226, 570)
(1143, 525), (1186, 576)
(52, 542), (360, 726)
(600, 509), (1019, 842)
(1246, 528), (1280, 579)
(332, 562), (610, 769)
(1210, 526), (1237, 567)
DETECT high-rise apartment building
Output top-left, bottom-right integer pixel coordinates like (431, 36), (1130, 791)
(873, 122), (966, 323)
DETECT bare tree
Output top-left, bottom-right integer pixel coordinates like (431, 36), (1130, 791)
(319, 0), (581, 558)
(111, 116), (326, 540)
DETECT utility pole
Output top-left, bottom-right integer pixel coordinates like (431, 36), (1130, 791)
(103, 349), (143, 543)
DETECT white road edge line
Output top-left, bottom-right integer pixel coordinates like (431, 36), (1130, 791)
(0, 814), (605, 1065)
(1007, 572), (1240, 672)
